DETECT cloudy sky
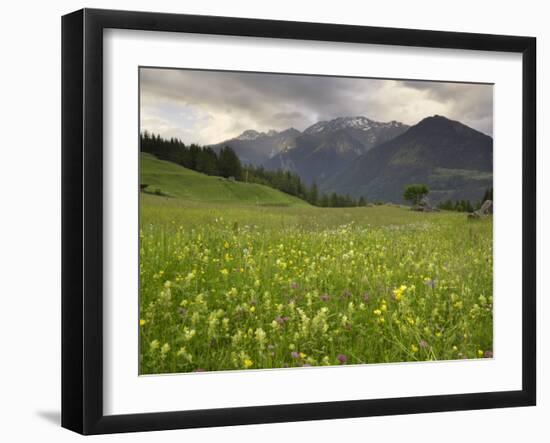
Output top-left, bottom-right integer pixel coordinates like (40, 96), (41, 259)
(140, 68), (493, 145)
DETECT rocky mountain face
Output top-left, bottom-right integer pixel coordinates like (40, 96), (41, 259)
(263, 116), (409, 184)
(210, 127), (301, 166)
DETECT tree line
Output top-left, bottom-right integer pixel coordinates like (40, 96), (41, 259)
(140, 131), (242, 178)
(140, 132), (367, 208)
(436, 188), (493, 212)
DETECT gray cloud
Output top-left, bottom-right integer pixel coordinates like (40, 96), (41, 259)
(140, 68), (493, 144)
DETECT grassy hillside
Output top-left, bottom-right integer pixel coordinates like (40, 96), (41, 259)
(140, 153), (308, 207)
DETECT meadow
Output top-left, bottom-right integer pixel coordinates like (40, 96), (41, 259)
(139, 154), (493, 374)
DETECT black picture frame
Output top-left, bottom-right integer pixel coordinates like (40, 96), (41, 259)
(61, 8), (536, 435)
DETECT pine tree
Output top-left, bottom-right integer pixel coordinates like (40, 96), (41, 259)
(218, 146), (242, 179)
(309, 181), (319, 206)
(196, 147), (219, 175)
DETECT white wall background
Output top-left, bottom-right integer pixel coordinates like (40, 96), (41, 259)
(0, 0), (546, 441)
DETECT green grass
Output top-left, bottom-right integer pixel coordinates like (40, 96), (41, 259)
(139, 154), (493, 374)
(140, 153), (307, 207)
(430, 167), (493, 181)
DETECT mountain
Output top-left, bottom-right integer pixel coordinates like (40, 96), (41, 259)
(140, 153), (307, 207)
(210, 128), (301, 166)
(264, 116), (409, 184)
(303, 116), (406, 145)
(325, 115), (493, 203)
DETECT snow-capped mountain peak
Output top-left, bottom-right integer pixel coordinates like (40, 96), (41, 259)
(304, 116), (377, 134)
(236, 129), (282, 141)
(303, 116), (410, 136)
(236, 129), (262, 141)
(303, 120), (328, 134)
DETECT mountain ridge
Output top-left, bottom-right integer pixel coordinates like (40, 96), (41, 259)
(263, 116), (410, 184)
(210, 127), (301, 166)
(325, 115), (493, 203)
(210, 114), (492, 204)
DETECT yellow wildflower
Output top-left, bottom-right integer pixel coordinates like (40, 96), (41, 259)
(255, 328), (266, 345)
(393, 284), (407, 301)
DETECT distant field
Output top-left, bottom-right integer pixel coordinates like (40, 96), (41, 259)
(139, 154), (493, 374)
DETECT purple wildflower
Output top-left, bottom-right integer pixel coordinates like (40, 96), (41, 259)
(341, 289), (352, 299)
(336, 354), (347, 364)
(320, 294), (331, 302)
(419, 339), (429, 349)
(291, 351), (300, 359)
(275, 316), (289, 326)
(484, 350), (494, 358)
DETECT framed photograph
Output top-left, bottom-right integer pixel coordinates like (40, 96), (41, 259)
(61, 8), (536, 434)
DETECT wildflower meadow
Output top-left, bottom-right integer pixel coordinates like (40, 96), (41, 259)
(139, 155), (493, 374)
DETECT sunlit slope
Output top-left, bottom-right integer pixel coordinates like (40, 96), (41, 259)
(140, 153), (308, 206)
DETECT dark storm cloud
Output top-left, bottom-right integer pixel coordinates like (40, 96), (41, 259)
(140, 68), (493, 144)
(399, 80), (493, 135)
